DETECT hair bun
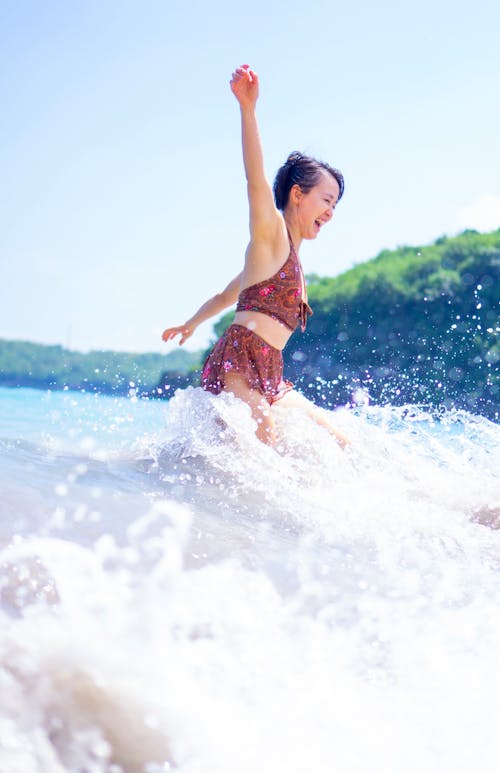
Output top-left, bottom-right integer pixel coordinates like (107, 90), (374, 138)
(285, 152), (304, 167)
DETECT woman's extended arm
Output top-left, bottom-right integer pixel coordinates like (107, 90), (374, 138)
(230, 65), (281, 240)
(162, 273), (242, 346)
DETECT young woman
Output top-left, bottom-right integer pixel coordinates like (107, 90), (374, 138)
(162, 64), (348, 448)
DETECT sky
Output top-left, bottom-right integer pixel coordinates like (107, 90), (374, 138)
(1, 0), (499, 354)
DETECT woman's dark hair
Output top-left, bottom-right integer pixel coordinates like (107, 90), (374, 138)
(273, 151), (344, 211)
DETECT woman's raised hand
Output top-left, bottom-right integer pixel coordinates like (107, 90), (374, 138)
(161, 324), (194, 346)
(230, 64), (259, 108)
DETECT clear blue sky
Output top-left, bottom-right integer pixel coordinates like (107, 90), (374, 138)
(1, 0), (499, 353)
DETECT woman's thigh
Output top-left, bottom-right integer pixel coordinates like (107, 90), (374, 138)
(223, 372), (276, 445)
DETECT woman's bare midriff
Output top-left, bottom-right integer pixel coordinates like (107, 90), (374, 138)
(232, 310), (293, 351)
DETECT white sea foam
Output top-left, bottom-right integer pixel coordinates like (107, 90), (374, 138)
(0, 386), (499, 772)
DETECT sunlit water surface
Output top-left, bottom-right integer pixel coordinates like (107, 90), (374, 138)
(0, 386), (499, 773)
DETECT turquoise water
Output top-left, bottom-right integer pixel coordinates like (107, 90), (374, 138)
(1, 385), (499, 772)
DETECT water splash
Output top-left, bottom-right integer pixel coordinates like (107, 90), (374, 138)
(0, 386), (499, 772)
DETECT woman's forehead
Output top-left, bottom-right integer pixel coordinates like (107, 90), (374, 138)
(317, 171), (340, 197)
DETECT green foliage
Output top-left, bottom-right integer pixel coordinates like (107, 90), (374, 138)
(0, 340), (204, 394)
(202, 229), (499, 418)
(2, 229), (498, 418)
(284, 229), (499, 418)
(213, 311), (235, 341)
(161, 348), (203, 375)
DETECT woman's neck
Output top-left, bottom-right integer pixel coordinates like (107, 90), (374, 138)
(283, 214), (302, 252)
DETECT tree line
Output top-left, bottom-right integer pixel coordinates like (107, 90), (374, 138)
(2, 228), (498, 420)
(285, 228), (499, 419)
(191, 228), (499, 420)
(0, 340), (199, 395)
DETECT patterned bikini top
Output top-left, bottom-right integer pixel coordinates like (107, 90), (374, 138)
(236, 232), (313, 332)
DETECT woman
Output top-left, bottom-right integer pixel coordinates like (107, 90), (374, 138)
(162, 64), (348, 448)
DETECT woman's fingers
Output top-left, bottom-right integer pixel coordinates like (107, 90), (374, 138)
(162, 326), (181, 342)
(162, 325), (193, 345)
(231, 64), (256, 84)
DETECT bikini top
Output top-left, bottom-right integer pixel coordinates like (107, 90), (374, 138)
(235, 232), (313, 332)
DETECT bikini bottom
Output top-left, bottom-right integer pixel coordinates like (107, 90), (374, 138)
(200, 324), (293, 406)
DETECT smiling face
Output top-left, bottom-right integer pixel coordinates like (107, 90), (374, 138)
(288, 171), (340, 240)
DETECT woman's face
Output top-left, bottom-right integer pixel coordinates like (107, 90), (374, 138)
(291, 171), (340, 240)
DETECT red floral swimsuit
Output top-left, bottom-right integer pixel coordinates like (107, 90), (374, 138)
(201, 233), (312, 405)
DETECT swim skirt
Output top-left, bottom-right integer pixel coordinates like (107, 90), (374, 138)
(201, 324), (293, 405)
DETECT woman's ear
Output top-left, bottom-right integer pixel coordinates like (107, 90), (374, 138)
(289, 183), (303, 206)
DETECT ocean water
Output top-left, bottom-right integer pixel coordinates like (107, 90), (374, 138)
(0, 384), (499, 773)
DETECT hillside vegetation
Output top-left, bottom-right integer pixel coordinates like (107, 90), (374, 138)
(204, 229), (499, 419)
(2, 229), (498, 419)
(0, 341), (200, 394)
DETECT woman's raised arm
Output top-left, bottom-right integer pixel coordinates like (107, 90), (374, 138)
(230, 65), (281, 240)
